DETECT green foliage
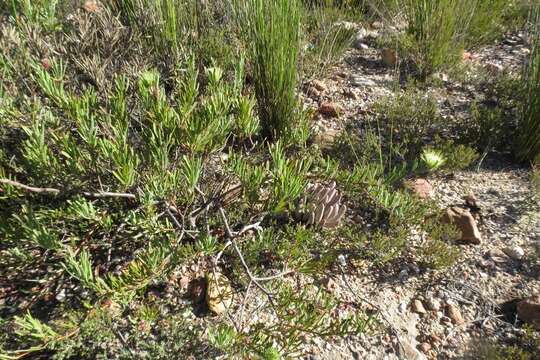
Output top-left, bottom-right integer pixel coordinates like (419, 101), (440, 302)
(399, 0), (468, 77)
(218, 283), (374, 357)
(62, 250), (111, 295)
(420, 148), (446, 172)
(302, 3), (358, 79)
(208, 324), (237, 352)
(373, 88), (441, 161)
(465, 0), (508, 48)
(8, 0), (59, 31)
(515, 4), (540, 161)
(436, 139), (479, 171)
(3, 1), (520, 358)
(268, 141), (312, 212)
(467, 102), (515, 154)
(14, 312), (60, 343)
(236, 0), (303, 139)
(394, 0), (510, 77)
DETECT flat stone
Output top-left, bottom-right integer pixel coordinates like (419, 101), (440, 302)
(418, 342), (431, 353)
(411, 299), (427, 314)
(313, 128), (339, 149)
(425, 297), (441, 311)
(517, 295), (540, 328)
(399, 339), (427, 360)
(487, 248), (510, 264)
(503, 245), (525, 260)
(318, 102), (341, 118)
(350, 76), (376, 87)
(446, 304), (465, 325)
(404, 178), (433, 199)
(381, 48), (398, 67)
(311, 80), (326, 92)
(442, 207), (482, 244)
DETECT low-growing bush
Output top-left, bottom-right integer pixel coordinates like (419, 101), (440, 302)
(395, 0), (511, 78)
(515, 4), (540, 161)
(373, 88), (442, 161)
(302, 3), (359, 79)
(235, 0), (303, 140)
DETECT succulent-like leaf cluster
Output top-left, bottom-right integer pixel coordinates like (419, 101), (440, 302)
(296, 182), (346, 228)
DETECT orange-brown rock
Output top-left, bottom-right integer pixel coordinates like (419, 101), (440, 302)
(442, 207), (482, 244)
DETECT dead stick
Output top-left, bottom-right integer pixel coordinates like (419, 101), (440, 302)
(1, 178), (136, 200)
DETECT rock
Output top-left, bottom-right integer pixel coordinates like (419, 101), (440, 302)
(487, 248), (510, 264)
(398, 302), (407, 313)
(464, 193), (478, 208)
(372, 21), (384, 29)
(56, 289), (66, 302)
(462, 51), (473, 60)
(83, 0), (101, 12)
(442, 207), (482, 244)
(313, 128), (339, 149)
(311, 80), (326, 92)
(485, 62), (504, 74)
(342, 88), (359, 99)
(433, 72), (449, 82)
(350, 76), (376, 87)
(399, 339), (427, 360)
(445, 304), (465, 325)
(353, 41), (369, 50)
(306, 86), (321, 98)
(404, 178), (433, 199)
(418, 342), (431, 353)
(411, 299), (427, 314)
(318, 102), (341, 118)
(429, 334), (441, 345)
(41, 58), (51, 70)
(381, 48), (398, 67)
(425, 297), (441, 312)
(335, 21), (358, 31)
(188, 277), (206, 304)
(337, 254), (347, 267)
(503, 245), (525, 260)
(352, 38), (366, 50)
(354, 27), (369, 40)
(319, 277), (337, 293)
(517, 295), (540, 328)
(178, 275), (191, 290)
(205, 271), (233, 314)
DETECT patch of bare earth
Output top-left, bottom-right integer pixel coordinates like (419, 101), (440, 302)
(297, 25), (539, 360)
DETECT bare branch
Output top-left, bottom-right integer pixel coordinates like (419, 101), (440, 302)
(0, 178), (136, 200)
(0, 178), (60, 195)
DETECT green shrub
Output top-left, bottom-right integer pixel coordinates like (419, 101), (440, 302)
(515, 5), (540, 161)
(465, 103), (515, 154)
(302, 3), (358, 79)
(399, 0), (467, 77)
(465, 0), (508, 48)
(109, 0), (238, 69)
(236, 0), (303, 140)
(398, 0), (510, 78)
(436, 139), (479, 171)
(374, 88), (441, 161)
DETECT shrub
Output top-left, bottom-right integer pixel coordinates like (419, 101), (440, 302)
(465, 0), (508, 48)
(515, 5), (540, 161)
(436, 139), (479, 171)
(235, 0), (303, 140)
(399, 0), (465, 77)
(302, 3), (358, 79)
(398, 0), (510, 78)
(109, 0), (238, 69)
(373, 88), (441, 161)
